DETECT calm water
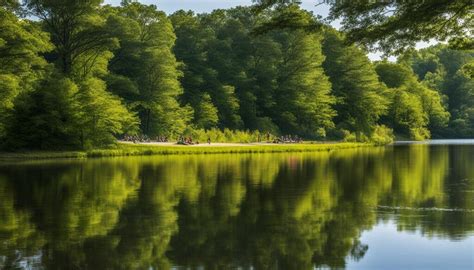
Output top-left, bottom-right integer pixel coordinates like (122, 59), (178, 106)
(0, 142), (473, 269)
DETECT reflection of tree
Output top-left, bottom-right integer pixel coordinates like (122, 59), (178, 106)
(310, 147), (397, 268)
(374, 145), (474, 239)
(0, 160), (141, 269)
(447, 146), (474, 212)
(82, 157), (204, 269)
(169, 147), (473, 269)
(384, 145), (474, 239)
(389, 145), (448, 205)
(0, 145), (473, 269)
(0, 179), (44, 269)
(168, 151), (383, 269)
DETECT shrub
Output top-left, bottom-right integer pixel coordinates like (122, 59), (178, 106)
(341, 129), (357, 142)
(371, 125), (394, 145)
(409, 127), (430, 141)
(180, 128), (270, 143)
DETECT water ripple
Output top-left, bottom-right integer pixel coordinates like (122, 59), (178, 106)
(376, 205), (474, 213)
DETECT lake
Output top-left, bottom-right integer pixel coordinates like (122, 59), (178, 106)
(0, 141), (473, 269)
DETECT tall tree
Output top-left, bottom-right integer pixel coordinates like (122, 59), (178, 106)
(4, 76), (80, 149)
(400, 45), (474, 137)
(0, 7), (51, 138)
(194, 93), (219, 129)
(322, 29), (388, 139)
(172, 6), (334, 136)
(376, 62), (450, 139)
(4, 75), (137, 149)
(23, 0), (117, 76)
(106, 2), (192, 136)
(74, 78), (138, 148)
(272, 26), (335, 138)
(169, 10), (213, 118)
(2, 1), (138, 149)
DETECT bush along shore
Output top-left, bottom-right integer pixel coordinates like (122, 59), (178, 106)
(0, 142), (379, 161)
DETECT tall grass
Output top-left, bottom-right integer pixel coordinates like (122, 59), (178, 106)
(0, 142), (376, 160)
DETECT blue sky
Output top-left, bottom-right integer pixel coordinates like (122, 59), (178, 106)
(104, 0), (331, 16)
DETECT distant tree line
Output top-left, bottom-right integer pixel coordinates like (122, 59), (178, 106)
(0, 1), (472, 149)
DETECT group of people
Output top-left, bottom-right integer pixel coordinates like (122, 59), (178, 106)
(177, 136), (211, 145)
(272, 135), (302, 144)
(177, 136), (195, 145)
(122, 135), (168, 143)
(122, 133), (301, 145)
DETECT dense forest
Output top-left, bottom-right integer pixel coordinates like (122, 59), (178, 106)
(0, 1), (473, 149)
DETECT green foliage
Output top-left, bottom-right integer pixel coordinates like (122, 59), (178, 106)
(273, 28), (335, 138)
(4, 76), (81, 149)
(421, 87), (451, 131)
(106, 2), (192, 137)
(0, 142), (372, 160)
(460, 61), (474, 79)
(0, 74), (19, 136)
(322, 30), (388, 139)
(391, 89), (430, 140)
(195, 93), (219, 129)
(376, 62), (450, 140)
(4, 76), (137, 150)
(75, 78), (138, 148)
(370, 125), (394, 145)
(335, 125), (394, 145)
(328, 0), (473, 55)
(0, 3), (471, 150)
(0, 75), (19, 110)
(252, 2), (323, 34)
(88, 142), (372, 157)
(254, 0), (473, 55)
(0, 7), (52, 137)
(399, 46), (473, 138)
(182, 128), (264, 143)
(24, 0), (116, 75)
(171, 7), (335, 138)
(0, 7), (52, 74)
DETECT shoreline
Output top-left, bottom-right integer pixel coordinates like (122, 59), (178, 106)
(0, 142), (377, 161)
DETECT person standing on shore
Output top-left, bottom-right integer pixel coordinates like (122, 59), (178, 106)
(207, 137), (211, 145)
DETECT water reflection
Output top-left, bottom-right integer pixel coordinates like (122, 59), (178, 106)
(0, 144), (473, 269)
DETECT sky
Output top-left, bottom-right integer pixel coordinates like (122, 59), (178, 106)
(104, 0), (331, 16)
(104, 0), (435, 61)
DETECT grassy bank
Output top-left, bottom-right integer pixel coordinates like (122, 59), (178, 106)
(0, 142), (377, 160)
